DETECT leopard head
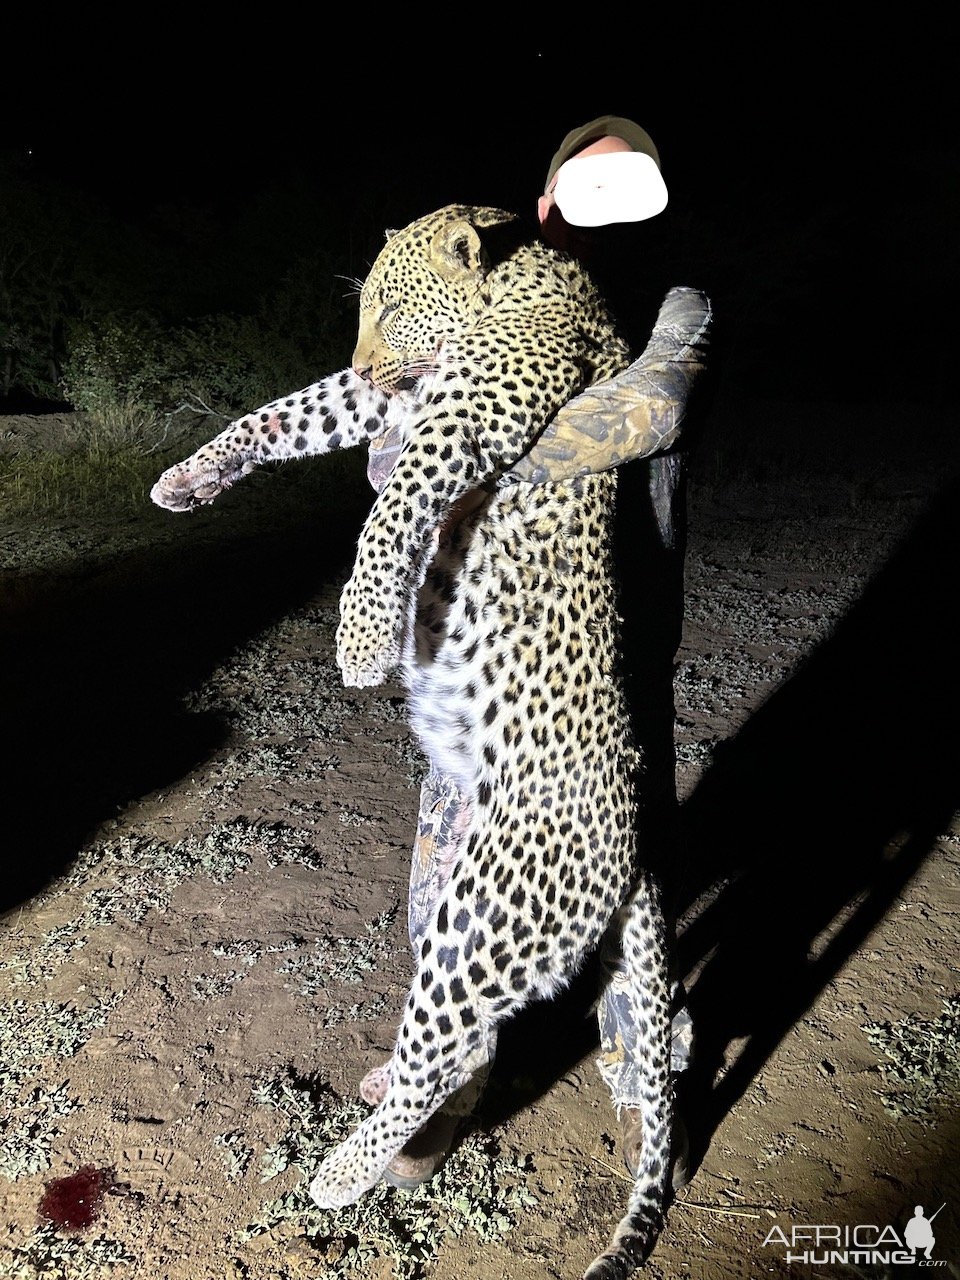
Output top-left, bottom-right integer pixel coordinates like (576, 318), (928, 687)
(353, 205), (519, 394)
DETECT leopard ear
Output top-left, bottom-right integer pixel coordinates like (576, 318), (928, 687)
(430, 219), (484, 281)
(384, 228), (399, 241)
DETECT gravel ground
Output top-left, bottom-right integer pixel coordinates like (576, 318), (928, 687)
(1, 391), (958, 1280)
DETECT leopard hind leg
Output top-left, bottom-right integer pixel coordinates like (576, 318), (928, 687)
(309, 966), (497, 1208)
(356, 779), (476, 1110)
(309, 817), (612, 1210)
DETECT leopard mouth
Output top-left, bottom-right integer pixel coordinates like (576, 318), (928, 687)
(393, 356), (440, 393)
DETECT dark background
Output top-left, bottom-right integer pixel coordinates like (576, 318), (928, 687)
(4, 30), (957, 409)
(11, 35), (953, 225)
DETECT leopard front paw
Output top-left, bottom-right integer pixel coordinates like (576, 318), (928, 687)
(335, 633), (401, 688)
(335, 581), (402, 688)
(150, 456), (251, 512)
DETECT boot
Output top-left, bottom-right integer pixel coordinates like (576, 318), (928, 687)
(382, 1108), (465, 1190)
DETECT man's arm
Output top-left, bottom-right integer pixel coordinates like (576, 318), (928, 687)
(502, 286), (712, 486)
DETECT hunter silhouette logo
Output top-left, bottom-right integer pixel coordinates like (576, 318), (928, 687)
(905, 1204), (946, 1260)
(763, 1202), (948, 1267)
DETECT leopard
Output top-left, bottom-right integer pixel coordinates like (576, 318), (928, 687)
(152, 204), (675, 1279)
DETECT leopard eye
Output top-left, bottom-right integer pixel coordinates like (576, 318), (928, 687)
(379, 302), (400, 324)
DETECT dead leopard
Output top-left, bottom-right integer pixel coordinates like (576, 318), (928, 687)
(153, 205), (712, 1277)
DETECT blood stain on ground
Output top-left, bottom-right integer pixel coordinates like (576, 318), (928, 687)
(38, 1165), (113, 1231)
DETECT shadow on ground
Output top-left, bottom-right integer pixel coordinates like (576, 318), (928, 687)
(0, 486), (368, 913)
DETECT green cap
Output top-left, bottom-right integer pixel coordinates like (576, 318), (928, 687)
(544, 115), (661, 193)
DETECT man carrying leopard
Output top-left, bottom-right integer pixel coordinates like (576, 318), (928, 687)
(154, 186), (709, 1276)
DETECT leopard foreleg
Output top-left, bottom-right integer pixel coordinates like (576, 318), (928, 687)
(150, 370), (393, 512)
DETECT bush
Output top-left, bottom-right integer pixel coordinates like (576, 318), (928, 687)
(3, 238), (363, 521)
(61, 252), (356, 426)
(61, 314), (168, 418)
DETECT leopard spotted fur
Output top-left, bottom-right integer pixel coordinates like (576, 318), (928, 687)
(152, 205), (673, 1278)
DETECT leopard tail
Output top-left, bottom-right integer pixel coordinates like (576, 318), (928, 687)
(583, 877), (673, 1280)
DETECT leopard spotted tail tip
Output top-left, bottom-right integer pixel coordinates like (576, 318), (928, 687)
(582, 1210), (664, 1279)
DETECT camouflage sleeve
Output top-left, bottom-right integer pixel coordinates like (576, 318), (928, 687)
(501, 286), (712, 487)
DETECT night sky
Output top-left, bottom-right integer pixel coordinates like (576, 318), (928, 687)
(10, 34), (954, 232)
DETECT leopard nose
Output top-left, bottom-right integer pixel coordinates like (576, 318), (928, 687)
(353, 363), (373, 382)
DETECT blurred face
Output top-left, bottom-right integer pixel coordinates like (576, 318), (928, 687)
(538, 135), (634, 251)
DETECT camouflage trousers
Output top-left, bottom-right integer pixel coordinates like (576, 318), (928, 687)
(407, 770), (693, 1116)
